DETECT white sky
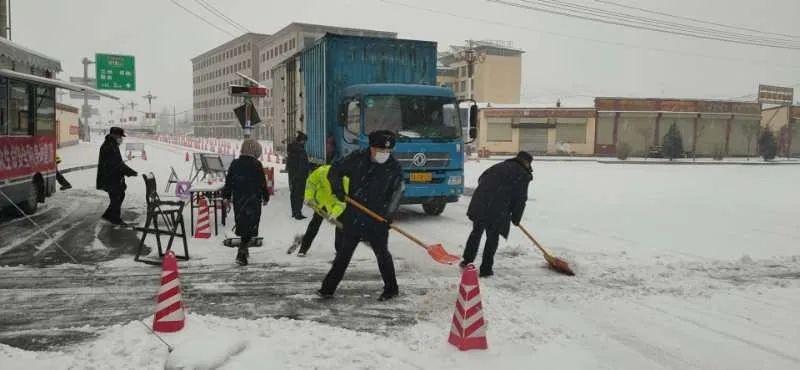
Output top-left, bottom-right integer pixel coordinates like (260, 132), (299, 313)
(11, 0), (800, 119)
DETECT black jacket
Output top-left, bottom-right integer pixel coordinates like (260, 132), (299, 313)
(467, 158), (532, 238)
(222, 156), (270, 239)
(286, 141), (310, 181)
(96, 135), (136, 191)
(329, 149), (403, 238)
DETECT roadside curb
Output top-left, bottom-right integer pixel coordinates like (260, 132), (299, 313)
(60, 164), (98, 174)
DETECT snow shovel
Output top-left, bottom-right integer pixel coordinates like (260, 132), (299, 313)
(345, 197), (461, 265)
(517, 224), (575, 276)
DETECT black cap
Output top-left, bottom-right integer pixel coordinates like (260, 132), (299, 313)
(516, 151), (533, 163)
(368, 130), (396, 149)
(109, 127), (126, 137)
(296, 131), (307, 141)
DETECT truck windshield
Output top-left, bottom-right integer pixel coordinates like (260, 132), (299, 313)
(363, 95), (461, 140)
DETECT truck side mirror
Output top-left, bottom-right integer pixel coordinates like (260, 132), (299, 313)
(469, 104), (478, 139)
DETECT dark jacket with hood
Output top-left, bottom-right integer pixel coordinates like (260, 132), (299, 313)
(467, 157), (532, 238)
(286, 141), (310, 183)
(223, 155), (270, 239)
(96, 135), (137, 191)
(328, 149), (403, 239)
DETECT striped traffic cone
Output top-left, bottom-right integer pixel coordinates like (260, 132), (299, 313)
(194, 196), (211, 239)
(152, 250), (185, 332)
(448, 264), (488, 350)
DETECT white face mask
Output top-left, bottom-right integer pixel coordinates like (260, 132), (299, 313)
(115, 137), (123, 145)
(373, 151), (390, 164)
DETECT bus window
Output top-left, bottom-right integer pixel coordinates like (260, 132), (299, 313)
(9, 80), (30, 136)
(0, 78), (6, 135)
(35, 86), (55, 136)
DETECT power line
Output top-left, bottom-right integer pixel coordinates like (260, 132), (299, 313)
(595, 0), (800, 40)
(524, 0), (797, 46)
(194, 0), (250, 33)
(488, 0), (800, 50)
(169, 0), (236, 37)
(378, 0), (800, 70)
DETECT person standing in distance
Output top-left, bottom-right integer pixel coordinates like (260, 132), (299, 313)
(318, 130), (404, 301)
(461, 151), (533, 277)
(96, 127), (137, 225)
(286, 131), (310, 220)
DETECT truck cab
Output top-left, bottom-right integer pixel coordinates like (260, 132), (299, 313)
(336, 84), (467, 215)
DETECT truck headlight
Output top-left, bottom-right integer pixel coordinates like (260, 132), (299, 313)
(447, 176), (463, 185)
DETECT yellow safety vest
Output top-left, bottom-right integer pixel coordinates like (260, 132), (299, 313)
(304, 165), (349, 218)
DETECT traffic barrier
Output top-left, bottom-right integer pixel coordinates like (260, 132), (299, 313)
(152, 250), (186, 332)
(448, 264), (488, 350)
(194, 196), (211, 239)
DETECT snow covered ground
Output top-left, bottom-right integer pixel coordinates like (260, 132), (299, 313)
(2, 136), (799, 369)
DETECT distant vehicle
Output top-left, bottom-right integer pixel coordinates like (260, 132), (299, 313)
(272, 34), (477, 215)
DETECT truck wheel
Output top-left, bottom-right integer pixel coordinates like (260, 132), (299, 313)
(422, 201), (446, 216)
(19, 181), (39, 215)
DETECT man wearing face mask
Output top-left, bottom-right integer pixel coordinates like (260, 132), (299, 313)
(96, 127), (138, 225)
(318, 130), (404, 301)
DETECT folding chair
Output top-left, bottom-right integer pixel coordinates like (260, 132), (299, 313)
(135, 172), (189, 265)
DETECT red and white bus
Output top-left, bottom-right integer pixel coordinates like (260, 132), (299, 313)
(0, 41), (117, 214)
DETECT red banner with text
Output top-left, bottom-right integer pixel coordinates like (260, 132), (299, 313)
(0, 136), (57, 180)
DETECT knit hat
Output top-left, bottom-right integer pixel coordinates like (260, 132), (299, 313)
(368, 130), (396, 149)
(516, 151), (533, 164)
(240, 139), (262, 158)
(296, 131), (308, 142)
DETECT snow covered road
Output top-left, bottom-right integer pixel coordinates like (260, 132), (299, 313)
(1, 137), (799, 369)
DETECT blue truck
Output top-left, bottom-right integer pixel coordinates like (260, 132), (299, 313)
(272, 34), (475, 215)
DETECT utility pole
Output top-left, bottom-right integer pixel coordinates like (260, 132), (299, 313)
(142, 90), (157, 127)
(459, 40), (486, 100)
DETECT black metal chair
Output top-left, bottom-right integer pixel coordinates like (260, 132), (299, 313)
(135, 172), (189, 264)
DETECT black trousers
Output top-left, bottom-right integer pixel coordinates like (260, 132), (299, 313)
(103, 186), (126, 221)
(320, 228), (398, 295)
(298, 212), (324, 254)
(55, 171), (71, 188)
(462, 221), (500, 274)
(288, 175), (306, 216)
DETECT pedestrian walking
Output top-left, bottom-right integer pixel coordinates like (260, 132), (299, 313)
(222, 139), (270, 266)
(461, 151), (533, 277)
(96, 127), (137, 225)
(318, 130), (404, 301)
(55, 155), (72, 190)
(287, 131), (310, 220)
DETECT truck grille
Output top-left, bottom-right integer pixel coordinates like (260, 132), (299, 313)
(395, 152), (450, 169)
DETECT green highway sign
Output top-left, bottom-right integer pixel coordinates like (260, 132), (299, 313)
(95, 53), (136, 91)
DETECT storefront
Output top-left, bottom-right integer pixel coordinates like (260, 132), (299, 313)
(56, 103), (80, 147)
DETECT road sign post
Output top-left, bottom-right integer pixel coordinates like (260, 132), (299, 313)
(95, 53), (136, 91)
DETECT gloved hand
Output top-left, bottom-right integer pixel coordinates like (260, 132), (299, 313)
(512, 218), (521, 226)
(128, 171), (138, 177)
(333, 188), (346, 202)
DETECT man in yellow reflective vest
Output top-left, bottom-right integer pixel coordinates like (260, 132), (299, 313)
(295, 165), (349, 256)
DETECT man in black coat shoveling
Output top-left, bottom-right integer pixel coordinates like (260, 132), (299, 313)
(318, 130), (404, 301)
(96, 127), (137, 225)
(286, 131), (310, 220)
(461, 151), (533, 277)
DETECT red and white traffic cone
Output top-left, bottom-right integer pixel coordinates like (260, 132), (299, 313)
(185, 152), (190, 162)
(152, 250), (185, 332)
(194, 196), (211, 239)
(448, 264), (488, 350)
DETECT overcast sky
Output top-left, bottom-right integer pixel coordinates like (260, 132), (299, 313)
(11, 0), (800, 119)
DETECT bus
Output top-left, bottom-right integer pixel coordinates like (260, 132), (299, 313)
(0, 40), (117, 215)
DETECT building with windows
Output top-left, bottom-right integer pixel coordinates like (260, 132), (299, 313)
(191, 33), (270, 138)
(475, 104), (596, 155)
(255, 23), (395, 140)
(437, 40), (523, 104)
(761, 105), (800, 157)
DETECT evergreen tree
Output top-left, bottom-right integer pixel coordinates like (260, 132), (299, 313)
(662, 122), (683, 160)
(758, 128), (777, 161)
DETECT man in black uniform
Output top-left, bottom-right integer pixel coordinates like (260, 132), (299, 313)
(96, 127), (138, 225)
(286, 131), (310, 220)
(461, 151), (533, 277)
(318, 130), (404, 301)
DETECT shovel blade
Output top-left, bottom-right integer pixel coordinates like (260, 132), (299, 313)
(549, 256), (575, 276)
(425, 244), (461, 265)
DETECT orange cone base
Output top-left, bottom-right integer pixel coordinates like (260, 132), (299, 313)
(153, 319), (184, 333)
(448, 332), (488, 351)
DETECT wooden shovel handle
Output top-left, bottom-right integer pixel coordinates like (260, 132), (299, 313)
(345, 196), (428, 250)
(517, 224), (552, 258)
